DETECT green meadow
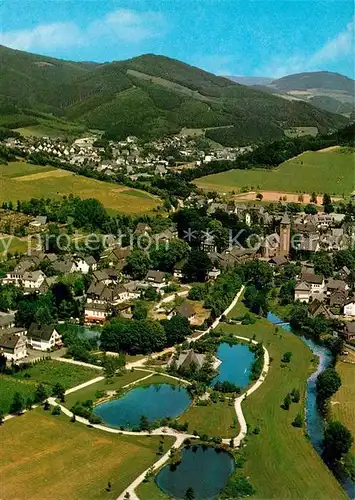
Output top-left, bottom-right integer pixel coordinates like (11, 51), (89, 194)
(195, 148), (355, 196)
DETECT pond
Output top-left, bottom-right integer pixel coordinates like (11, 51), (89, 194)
(211, 342), (255, 388)
(93, 383), (191, 429)
(156, 445), (234, 499)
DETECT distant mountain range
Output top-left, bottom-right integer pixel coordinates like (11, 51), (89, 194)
(0, 45), (349, 145)
(225, 71), (355, 117)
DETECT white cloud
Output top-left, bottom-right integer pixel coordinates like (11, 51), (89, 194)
(92, 9), (166, 43)
(1, 22), (82, 51)
(0, 9), (166, 52)
(257, 17), (354, 78)
(194, 55), (235, 75)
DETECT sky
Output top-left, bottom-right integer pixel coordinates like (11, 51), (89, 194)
(1, 0), (354, 78)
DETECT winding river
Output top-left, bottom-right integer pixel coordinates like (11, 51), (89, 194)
(267, 312), (354, 499)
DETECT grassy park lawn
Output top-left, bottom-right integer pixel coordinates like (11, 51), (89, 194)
(0, 161), (161, 214)
(180, 400), (238, 438)
(194, 148), (354, 196)
(0, 410), (174, 500)
(332, 360), (355, 454)
(64, 369), (148, 407)
(0, 360), (98, 414)
(136, 480), (169, 500)
(217, 317), (347, 499)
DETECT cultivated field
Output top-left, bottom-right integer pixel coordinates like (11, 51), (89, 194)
(195, 148), (355, 197)
(0, 162), (160, 214)
(332, 359), (355, 454)
(0, 410), (173, 500)
(0, 360), (98, 414)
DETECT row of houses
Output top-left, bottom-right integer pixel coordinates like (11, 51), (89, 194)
(0, 318), (62, 361)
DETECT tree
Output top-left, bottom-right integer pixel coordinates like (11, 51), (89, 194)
(281, 352), (292, 363)
(34, 383), (48, 404)
(292, 413), (303, 428)
(316, 367), (341, 405)
(310, 192), (318, 203)
(132, 300), (148, 320)
(0, 408), (4, 425)
(51, 405), (61, 416)
(322, 421), (353, 470)
(10, 392), (25, 414)
(125, 250), (150, 280)
(52, 382), (66, 402)
(185, 487), (195, 500)
(162, 315), (191, 346)
(313, 252), (333, 277)
(139, 415), (150, 431)
(0, 353), (6, 373)
(304, 203), (318, 214)
(43, 399), (50, 411)
(256, 193), (263, 200)
(290, 388), (300, 403)
(182, 249), (213, 282)
(322, 193), (334, 214)
(26, 397), (33, 410)
(282, 393), (292, 410)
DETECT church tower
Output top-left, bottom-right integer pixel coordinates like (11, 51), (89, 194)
(279, 213), (291, 256)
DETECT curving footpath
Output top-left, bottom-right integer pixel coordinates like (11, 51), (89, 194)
(222, 338), (270, 447)
(8, 284), (270, 500)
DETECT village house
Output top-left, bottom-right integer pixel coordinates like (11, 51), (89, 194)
(344, 296), (355, 317)
(326, 279), (348, 296)
(84, 302), (110, 324)
(27, 323), (62, 351)
(208, 267), (221, 280)
(294, 282), (311, 303)
(29, 215), (47, 228)
(0, 331), (27, 361)
(106, 246), (131, 268)
(343, 323), (355, 343)
(144, 270), (169, 291)
(92, 270), (112, 285)
(0, 313), (15, 330)
(168, 349), (209, 371)
(329, 290), (347, 308)
(173, 260), (186, 280)
(301, 273), (325, 295)
(134, 223), (152, 237)
(52, 259), (77, 275)
(170, 302), (196, 323)
(75, 256), (97, 274)
(308, 299), (332, 319)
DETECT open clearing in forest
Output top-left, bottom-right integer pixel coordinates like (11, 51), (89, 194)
(0, 161), (160, 214)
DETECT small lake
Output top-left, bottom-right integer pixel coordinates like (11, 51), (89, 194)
(211, 342), (255, 388)
(156, 445), (234, 499)
(93, 383), (191, 428)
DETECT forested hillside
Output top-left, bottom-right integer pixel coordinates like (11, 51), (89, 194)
(0, 46), (348, 144)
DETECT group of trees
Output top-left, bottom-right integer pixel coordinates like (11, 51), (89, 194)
(100, 313), (192, 354)
(5, 380), (66, 416)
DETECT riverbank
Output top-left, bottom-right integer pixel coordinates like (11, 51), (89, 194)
(218, 317), (347, 499)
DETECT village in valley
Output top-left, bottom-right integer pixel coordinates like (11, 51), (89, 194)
(0, 4), (354, 497)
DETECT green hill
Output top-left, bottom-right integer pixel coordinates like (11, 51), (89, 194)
(271, 71), (354, 94)
(0, 46), (348, 144)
